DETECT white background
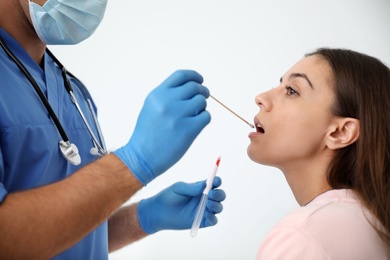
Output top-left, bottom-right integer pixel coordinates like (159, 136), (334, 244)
(51, 0), (390, 259)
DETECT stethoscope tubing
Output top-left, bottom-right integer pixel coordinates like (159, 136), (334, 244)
(68, 89), (106, 155)
(45, 48), (106, 155)
(0, 37), (70, 143)
(0, 36), (107, 162)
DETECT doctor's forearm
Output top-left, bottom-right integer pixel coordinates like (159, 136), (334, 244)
(108, 203), (148, 252)
(0, 154), (142, 259)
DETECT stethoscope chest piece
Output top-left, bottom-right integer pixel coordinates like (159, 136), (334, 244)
(59, 140), (81, 166)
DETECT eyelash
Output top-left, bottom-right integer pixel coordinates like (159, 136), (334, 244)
(285, 86), (299, 96)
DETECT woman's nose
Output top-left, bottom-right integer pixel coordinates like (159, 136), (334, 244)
(255, 91), (272, 112)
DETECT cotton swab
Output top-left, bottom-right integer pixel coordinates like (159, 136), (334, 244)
(210, 95), (254, 128)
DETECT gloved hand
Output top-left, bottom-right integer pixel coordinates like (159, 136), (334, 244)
(114, 70), (211, 185)
(137, 177), (226, 234)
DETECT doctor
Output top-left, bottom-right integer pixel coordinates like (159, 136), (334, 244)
(0, 0), (226, 259)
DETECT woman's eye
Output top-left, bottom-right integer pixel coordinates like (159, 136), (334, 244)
(285, 86), (299, 96)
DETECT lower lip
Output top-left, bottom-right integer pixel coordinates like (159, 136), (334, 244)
(248, 131), (263, 138)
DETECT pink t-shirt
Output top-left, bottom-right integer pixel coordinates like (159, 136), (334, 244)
(257, 189), (389, 259)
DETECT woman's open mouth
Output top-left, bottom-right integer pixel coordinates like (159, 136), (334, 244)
(254, 118), (265, 134)
(256, 123), (265, 133)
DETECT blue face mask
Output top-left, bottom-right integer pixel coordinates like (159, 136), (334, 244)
(29, 0), (108, 45)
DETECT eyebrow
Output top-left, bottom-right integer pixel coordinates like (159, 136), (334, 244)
(279, 73), (314, 89)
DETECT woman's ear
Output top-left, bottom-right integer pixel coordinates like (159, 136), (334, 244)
(326, 118), (360, 150)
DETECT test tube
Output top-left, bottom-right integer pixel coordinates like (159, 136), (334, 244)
(190, 154), (221, 237)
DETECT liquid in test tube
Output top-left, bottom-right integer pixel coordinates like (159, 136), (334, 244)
(190, 154), (221, 237)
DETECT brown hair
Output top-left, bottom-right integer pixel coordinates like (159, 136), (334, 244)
(306, 48), (390, 247)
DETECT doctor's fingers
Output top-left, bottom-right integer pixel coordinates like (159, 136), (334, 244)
(160, 70), (204, 89)
(178, 95), (209, 117)
(171, 81), (210, 100)
(212, 176), (222, 189)
(206, 199), (224, 214)
(208, 188), (226, 203)
(202, 211), (218, 227)
(180, 110), (211, 137)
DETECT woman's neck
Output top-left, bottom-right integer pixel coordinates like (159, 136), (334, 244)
(280, 158), (333, 206)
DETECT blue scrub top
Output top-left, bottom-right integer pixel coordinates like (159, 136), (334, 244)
(0, 28), (108, 259)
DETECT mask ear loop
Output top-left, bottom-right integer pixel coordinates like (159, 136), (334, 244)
(0, 37), (81, 165)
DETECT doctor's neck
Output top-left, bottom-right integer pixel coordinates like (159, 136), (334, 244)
(0, 0), (47, 67)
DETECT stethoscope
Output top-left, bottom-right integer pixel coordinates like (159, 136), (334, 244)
(0, 37), (107, 166)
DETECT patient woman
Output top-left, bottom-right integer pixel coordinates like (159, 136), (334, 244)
(247, 48), (390, 259)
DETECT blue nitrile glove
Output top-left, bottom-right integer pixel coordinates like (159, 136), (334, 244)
(114, 70), (211, 185)
(137, 176), (226, 234)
